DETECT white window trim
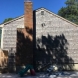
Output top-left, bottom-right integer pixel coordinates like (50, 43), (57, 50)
(0, 24), (4, 49)
(1, 27), (3, 49)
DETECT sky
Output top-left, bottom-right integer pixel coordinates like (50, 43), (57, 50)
(0, 0), (66, 24)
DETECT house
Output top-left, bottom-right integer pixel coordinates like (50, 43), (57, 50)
(0, 0), (78, 72)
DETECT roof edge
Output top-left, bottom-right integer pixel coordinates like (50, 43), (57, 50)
(35, 7), (78, 27)
(0, 15), (24, 26)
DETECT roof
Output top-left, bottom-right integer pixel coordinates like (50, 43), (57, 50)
(0, 7), (78, 27)
(0, 15), (24, 26)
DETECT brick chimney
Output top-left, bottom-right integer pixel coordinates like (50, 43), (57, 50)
(24, 0), (33, 30)
(24, 0), (33, 64)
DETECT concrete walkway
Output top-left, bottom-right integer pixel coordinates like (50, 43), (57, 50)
(0, 72), (78, 78)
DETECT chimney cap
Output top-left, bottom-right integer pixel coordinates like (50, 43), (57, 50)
(24, 0), (32, 2)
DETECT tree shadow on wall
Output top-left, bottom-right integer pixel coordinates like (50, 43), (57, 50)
(35, 34), (74, 71)
(16, 27), (33, 67)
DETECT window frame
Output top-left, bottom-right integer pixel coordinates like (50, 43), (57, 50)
(41, 11), (44, 15)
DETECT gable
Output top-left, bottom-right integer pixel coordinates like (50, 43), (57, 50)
(36, 8), (78, 27)
(3, 15), (24, 28)
(36, 8), (78, 37)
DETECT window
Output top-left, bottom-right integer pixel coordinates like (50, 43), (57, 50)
(41, 11), (44, 15)
(41, 23), (45, 27)
(0, 28), (2, 48)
